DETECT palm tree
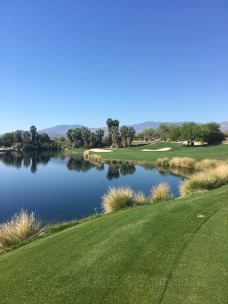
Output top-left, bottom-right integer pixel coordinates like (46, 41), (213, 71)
(30, 126), (37, 143)
(95, 129), (104, 147)
(126, 127), (136, 146)
(120, 126), (128, 147)
(111, 126), (120, 148)
(81, 127), (91, 148)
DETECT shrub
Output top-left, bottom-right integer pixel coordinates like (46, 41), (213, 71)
(156, 158), (169, 167)
(151, 183), (172, 202)
(102, 187), (134, 213)
(169, 157), (195, 169)
(0, 210), (40, 250)
(86, 153), (102, 163)
(83, 150), (90, 159)
(180, 164), (228, 196)
(134, 192), (149, 206)
(194, 159), (219, 171)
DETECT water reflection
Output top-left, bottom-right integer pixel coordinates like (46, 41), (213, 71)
(0, 152), (137, 180)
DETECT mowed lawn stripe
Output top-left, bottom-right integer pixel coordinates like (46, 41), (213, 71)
(0, 186), (228, 303)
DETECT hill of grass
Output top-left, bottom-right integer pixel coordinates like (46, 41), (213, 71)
(90, 142), (228, 165)
(0, 186), (228, 303)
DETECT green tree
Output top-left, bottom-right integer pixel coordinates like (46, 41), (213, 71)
(14, 131), (23, 143)
(120, 126), (128, 147)
(40, 133), (50, 143)
(111, 126), (120, 148)
(201, 122), (224, 145)
(106, 118), (119, 146)
(180, 122), (201, 146)
(30, 126), (37, 143)
(0, 132), (15, 147)
(81, 127), (91, 148)
(126, 127), (136, 146)
(95, 129), (104, 147)
(158, 124), (171, 141)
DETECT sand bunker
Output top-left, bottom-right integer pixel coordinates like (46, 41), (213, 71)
(89, 148), (113, 153)
(142, 147), (172, 152)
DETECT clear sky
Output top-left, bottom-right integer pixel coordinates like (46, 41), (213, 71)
(0, 0), (227, 132)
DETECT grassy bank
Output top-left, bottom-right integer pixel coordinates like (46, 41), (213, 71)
(88, 142), (228, 165)
(0, 186), (228, 303)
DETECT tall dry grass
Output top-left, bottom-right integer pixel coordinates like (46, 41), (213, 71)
(180, 164), (228, 196)
(169, 157), (195, 169)
(194, 159), (219, 171)
(86, 153), (103, 163)
(156, 158), (169, 167)
(0, 210), (40, 250)
(151, 183), (172, 202)
(134, 192), (149, 206)
(102, 187), (134, 213)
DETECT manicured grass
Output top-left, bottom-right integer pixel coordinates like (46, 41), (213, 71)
(0, 186), (228, 303)
(91, 142), (228, 164)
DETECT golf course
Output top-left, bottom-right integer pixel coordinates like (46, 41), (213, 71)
(87, 142), (228, 164)
(0, 184), (228, 303)
(1, 143), (228, 303)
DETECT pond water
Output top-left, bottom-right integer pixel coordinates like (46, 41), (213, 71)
(0, 152), (183, 223)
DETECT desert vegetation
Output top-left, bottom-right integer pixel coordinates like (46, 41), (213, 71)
(136, 122), (225, 146)
(180, 164), (228, 196)
(0, 210), (40, 250)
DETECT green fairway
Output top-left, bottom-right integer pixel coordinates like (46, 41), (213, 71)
(0, 186), (228, 303)
(90, 142), (228, 164)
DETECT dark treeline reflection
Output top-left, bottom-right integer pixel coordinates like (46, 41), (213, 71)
(0, 152), (136, 179)
(0, 152), (61, 173)
(67, 157), (136, 180)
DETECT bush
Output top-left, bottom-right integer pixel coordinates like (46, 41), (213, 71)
(169, 157), (195, 169)
(134, 192), (149, 206)
(180, 164), (228, 196)
(194, 159), (218, 171)
(0, 210), (40, 250)
(156, 158), (169, 167)
(85, 153), (102, 163)
(102, 187), (134, 213)
(151, 183), (172, 202)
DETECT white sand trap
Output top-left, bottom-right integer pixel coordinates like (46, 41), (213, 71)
(89, 148), (113, 153)
(142, 147), (172, 152)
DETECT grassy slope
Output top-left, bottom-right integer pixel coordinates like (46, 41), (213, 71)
(91, 142), (228, 164)
(0, 186), (228, 303)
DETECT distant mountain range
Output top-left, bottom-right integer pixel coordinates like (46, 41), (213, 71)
(1, 121), (227, 138)
(40, 121), (228, 138)
(40, 121), (185, 138)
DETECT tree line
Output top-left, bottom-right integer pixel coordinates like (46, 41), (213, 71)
(0, 126), (60, 151)
(66, 118), (136, 148)
(136, 122), (225, 146)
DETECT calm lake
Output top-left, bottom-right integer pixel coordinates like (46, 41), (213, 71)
(0, 152), (183, 223)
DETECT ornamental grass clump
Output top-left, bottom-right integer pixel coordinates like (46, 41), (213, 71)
(156, 158), (169, 167)
(180, 164), (228, 196)
(88, 154), (102, 163)
(169, 157), (195, 169)
(134, 191), (149, 206)
(150, 183), (172, 202)
(102, 187), (134, 213)
(194, 159), (219, 171)
(0, 210), (40, 250)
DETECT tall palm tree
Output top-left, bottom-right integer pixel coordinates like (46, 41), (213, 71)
(120, 126), (128, 147)
(111, 126), (120, 148)
(95, 129), (104, 147)
(30, 126), (37, 143)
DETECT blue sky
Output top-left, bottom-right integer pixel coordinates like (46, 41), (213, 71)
(0, 0), (227, 132)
